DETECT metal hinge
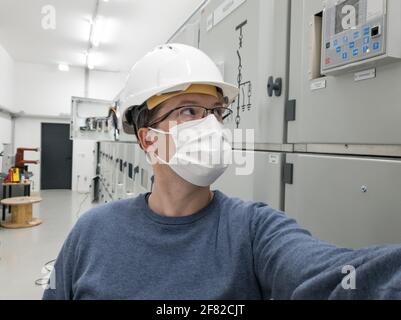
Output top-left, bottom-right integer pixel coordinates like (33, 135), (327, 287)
(283, 163), (294, 185)
(285, 99), (296, 122)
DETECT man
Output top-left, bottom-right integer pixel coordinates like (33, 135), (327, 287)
(43, 44), (401, 300)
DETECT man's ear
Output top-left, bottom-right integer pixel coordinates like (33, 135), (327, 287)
(137, 128), (157, 152)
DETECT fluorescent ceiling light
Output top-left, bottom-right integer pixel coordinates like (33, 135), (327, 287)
(58, 64), (70, 72)
(90, 16), (105, 47)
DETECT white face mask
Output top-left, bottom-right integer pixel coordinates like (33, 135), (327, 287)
(147, 115), (232, 187)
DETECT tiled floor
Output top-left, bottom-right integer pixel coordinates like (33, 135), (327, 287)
(0, 190), (96, 300)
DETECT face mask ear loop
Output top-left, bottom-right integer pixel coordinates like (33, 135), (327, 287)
(148, 127), (171, 136)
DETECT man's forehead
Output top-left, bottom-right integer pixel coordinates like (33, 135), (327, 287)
(159, 93), (219, 110)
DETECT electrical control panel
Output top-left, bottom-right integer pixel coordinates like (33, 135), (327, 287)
(70, 97), (119, 141)
(321, 0), (401, 74)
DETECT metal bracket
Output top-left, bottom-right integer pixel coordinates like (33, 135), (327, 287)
(285, 100), (296, 122)
(283, 163), (294, 185)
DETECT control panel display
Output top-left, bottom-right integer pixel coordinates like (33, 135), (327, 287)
(322, 0), (387, 73)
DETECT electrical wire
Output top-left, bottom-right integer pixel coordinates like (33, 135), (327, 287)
(75, 192), (90, 220)
(34, 259), (56, 286)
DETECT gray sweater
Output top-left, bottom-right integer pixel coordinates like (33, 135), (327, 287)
(43, 190), (401, 300)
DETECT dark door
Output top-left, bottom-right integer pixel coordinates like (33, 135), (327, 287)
(41, 123), (73, 189)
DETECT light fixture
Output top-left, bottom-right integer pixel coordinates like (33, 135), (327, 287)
(90, 16), (104, 47)
(58, 64), (70, 72)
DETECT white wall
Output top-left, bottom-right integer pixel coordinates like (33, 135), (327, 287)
(12, 64), (127, 191)
(0, 113), (12, 144)
(14, 62), (85, 116)
(0, 43), (14, 172)
(0, 112), (13, 171)
(88, 70), (127, 101)
(12, 62), (83, 191)
(0, 44), (15, 111)
(13, 63), (127, 115)
(13, 117), (69, 191)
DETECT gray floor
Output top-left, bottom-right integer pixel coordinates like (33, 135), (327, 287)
(0, 190), (95, 300)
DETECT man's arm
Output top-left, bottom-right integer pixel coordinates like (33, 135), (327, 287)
(251, 204), (401, 299)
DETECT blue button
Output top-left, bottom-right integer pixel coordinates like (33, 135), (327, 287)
(353, 31), (360, 39)
(342, 52), (348, 60)
(364, 27), (370, 36)
(343, 35), (349, 43)
(353, 48), (359, 56)
(349, 42), (355, 49)
(336, 46), (341, 53)
(364, 37), (370, 44)
(373, 42), (380, 50)
(363, 45), (369, 54)
(333, 39), (338, 47)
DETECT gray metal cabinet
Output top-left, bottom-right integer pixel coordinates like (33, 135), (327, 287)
(123, 143), (139, 198)
(288, 0), (401, 145)
(169, 10), (201, 47)
(213, 150), (284, 210)
(199, 0), (291, 145)
(285, 153), (401, 248)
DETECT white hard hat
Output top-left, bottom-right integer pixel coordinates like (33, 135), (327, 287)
(121, 43), (239, 135)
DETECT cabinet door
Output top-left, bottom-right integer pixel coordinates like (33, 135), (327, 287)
(199, 0), (290, 145)
(213, 150), (284, 210)
(285, 153), (401, 248)
(288, 0), (401, 145)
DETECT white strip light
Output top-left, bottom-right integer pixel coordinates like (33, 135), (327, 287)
(90, 16), (104, 47)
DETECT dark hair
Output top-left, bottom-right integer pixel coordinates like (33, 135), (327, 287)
(125, 103), (159, 140)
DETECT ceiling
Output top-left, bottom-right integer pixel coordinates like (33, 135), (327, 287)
(0, 0), (204, 72)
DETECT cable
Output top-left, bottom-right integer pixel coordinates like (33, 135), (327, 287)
(44, 259), (56, 272)
(75, 192), (90, 220)
(34, 259), (56, 287)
